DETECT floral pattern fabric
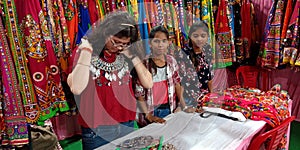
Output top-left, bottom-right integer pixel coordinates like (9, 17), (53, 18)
(174, 45), (214, 105)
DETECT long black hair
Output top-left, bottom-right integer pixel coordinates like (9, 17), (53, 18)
(188, 21), (209, 48)
(187, 21), (211, 66)
(148, 25), (169, 75)
(149, 25), (169, 40)
(86, 11), (139, 56)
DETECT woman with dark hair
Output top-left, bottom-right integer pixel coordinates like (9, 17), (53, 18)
(174, 21), (214, 107)
(135, 26), (195, 127)
(67, 11), (153, 149)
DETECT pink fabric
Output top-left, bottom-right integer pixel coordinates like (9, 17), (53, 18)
(51, 114), (81, 141)
(251, 0), (273, 37)
(152, 81), (168, 105)
(212, 68), (229, 92)
(269, 68), (300, 122)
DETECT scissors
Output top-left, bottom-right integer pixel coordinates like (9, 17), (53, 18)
(199, 111), (239, 121)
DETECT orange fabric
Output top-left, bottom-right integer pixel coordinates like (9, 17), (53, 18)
(281, 0), (293, 42)
(66, 0), (78, 50)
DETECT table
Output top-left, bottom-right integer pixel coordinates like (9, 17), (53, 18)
(97, 111), (266, 150)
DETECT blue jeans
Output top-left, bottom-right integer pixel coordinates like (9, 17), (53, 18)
(184, 97), (198, 106)
(153, 106), (171, 118)
(81, 121), (134, 150)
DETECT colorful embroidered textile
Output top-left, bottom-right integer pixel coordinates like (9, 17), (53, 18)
(87, 0), (99, 24)
(63, 0), (78, 50)
(214, 0), (234, 68)
(281, 0), (293, 43)
(135, 55), (181, 113)
(2, 0), (40, 124)
(201, 0), (216, 67)
(200, 84), (290, 149)
(241, 0), (252, 59)
(0, 13), (29, 146)
(193, 0), (200, 22)
(201, 85), (290, 127)
(260, 0), (285, 68)
(15, 0), (69, 125)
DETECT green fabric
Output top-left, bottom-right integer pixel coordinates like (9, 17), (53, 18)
(134, 120), (139, 130)
(289, 121), (300, 150)
(60, 135), (82, 150)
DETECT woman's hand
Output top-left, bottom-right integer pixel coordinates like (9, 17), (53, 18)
(195, 107), (204, 113)
(145, 114), (166, 124)
(183, 106), (197, 113)
(119, 47), (134, 58)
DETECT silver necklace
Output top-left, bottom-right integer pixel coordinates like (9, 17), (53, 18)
(90, 55), (129, 84)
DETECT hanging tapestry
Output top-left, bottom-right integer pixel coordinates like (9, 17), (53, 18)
(14, 0), (69, 125)
(201, 0), (216, 67)
(0, 12), (29, 146)
(260, 0), (285, 68)
(2, 0), (40, 124)
(215, 0), (235, 68)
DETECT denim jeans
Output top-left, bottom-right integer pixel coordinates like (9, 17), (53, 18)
(184, 97), (198, 106)
(81, 121), (134, 150)
(153, 107), (171, 118)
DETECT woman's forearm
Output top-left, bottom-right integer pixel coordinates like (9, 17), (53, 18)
(132, 57), (153, 89)
(67, 50), (92, 95)
(175, 83), (186, 108)
(137, 96), (149, 114)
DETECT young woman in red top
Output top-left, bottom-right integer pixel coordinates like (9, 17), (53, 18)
(67, 11), (153, 149)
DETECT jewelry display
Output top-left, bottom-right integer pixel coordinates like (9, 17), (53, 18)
(118, 135), (156, 149)
(117, 135), (177, 149)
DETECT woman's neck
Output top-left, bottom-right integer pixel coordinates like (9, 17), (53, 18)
(192, 46), (202, 54)
(152, 55), (166, 67)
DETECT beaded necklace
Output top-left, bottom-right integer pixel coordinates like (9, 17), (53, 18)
(90, 55), (129, 85)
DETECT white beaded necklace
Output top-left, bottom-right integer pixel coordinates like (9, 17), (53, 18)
(90, 55), (129, 84)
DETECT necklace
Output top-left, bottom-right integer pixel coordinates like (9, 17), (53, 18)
(90, 55), (129, 84)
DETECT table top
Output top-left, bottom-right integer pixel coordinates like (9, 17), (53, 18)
(98, 111), (266, 150)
